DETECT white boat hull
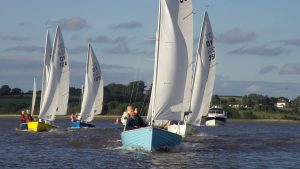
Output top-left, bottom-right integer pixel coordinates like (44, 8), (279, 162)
(205, 118), (226, 126)
(167, 123), (197, 137)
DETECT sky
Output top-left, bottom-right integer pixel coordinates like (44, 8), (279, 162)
(0, 0), (300, 99)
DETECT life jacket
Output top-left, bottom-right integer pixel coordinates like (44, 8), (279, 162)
(20, 114), (26, 123)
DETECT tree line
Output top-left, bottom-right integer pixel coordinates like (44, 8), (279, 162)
(0, 81), (151, 115)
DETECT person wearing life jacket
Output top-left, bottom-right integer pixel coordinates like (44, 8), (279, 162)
(25, 109), (33, 122)
(70, 112), (78, 122)
(19, 110), (26, 123)
(125, 106), (146, 130)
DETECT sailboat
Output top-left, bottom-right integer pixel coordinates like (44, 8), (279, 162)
(168, 11), (217, 136)
(121, 0), (193, 151)
(18, 78), (36, 130)
(28, 26), (70, 132)
(71, 44), (103, 128)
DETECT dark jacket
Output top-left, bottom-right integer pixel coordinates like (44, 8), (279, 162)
(125, 115), (146, 130)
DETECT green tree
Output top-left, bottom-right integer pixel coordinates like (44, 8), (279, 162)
(10, 88), (23, 95)
(211, 95), (221, 106)
(0, 85), (11, 96)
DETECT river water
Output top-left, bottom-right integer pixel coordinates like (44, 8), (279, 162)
(0, 117), (299, 169)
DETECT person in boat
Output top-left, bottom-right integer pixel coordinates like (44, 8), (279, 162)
(125, 106), (146, 130)
(70, 112), (78, 122)
(25, 109), (33, 122)
(121, 105), (131, 125)
(19, 110), (26, 123)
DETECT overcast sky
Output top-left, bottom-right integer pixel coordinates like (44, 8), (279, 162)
(0, 0), (300, 98)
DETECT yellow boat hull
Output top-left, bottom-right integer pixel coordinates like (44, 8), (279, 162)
(27, 121), (55, 132)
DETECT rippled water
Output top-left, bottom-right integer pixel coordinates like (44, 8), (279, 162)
(0, 117), (300, 169)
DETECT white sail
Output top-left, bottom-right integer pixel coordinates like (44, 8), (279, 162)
(188, 11), (217, 126)
(39, 26), (70, 121)
(180, 0), (194, 114)
(31, 78), (36, 116)
(148, 0), (192, 122)
(79, 44), (103, 122)
(40, 31), (52, 110)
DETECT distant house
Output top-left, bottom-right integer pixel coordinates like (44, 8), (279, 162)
(276, 98), (290, 108)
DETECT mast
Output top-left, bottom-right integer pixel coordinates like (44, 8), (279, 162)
(149, 0), (162, 124)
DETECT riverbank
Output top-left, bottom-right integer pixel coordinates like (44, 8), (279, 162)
(0, 114), (121, 120)
(2, 114), (300, 123)
(228, 118), (300, 123)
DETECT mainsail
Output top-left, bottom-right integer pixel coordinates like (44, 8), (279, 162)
(40, 31), (52, 110)
(39, 26), (70, 121)
(147, 0), (192, 122)
(79, 44), (103, 122)
(188, 11), (217, 126)
(31, 78), (36, 116)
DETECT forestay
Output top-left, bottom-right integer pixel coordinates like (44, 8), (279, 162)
(188, 11), (217, 126)
(31, 78), (36, 116)
(79, 44), (103, 122)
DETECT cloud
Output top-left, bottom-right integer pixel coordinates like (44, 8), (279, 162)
(0, 34), (30, 41)
(0, 57), (151, 91)
(109, 21), (143, 30)
(276, 39), (300, 46)
(68, 46), (87, 54)
(3, 45), (43, 52)
(47, 17), (89, 31)
(259, 65), (278, 74)
(214, 78), (300, 99)
(216, 28), (256, 44)
(102, 41), (146, 55)
(88, 35), (127, 44)
(279, 64), (300, 75)
(245, 84), (262, 93)
(70, 35), (80, 41)
(228, 45), (287, 56)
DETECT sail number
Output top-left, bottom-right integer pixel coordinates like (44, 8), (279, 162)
(208, 47), (216, 61)
(92, 65), (101, 82)
(180, 0), (187, 3)
(59, 55), (67, 68)
(205, 32), (215, 62)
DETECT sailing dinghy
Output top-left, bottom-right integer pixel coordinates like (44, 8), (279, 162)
(122, 0), (193, 151)
(28, 26), (70, 132)
(168, 11), (217, 136)
(18, 78), (37, 130)
(72, 44), (103, 128)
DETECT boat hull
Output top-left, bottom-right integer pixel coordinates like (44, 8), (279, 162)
(71, 122), (95, 128)
(27, 121), (55, 132)
(19, 123), (28, 130)
(167, 123), (196, 137)
(121, 127), (182, 151)
(205, 117), (227, 126)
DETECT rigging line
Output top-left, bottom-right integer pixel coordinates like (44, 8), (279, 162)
(140, 89), (148, 116)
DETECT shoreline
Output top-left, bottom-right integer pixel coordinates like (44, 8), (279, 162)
(1, 114), (300, 123)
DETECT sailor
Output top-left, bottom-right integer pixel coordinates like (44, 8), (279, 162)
(25, 109), (33, 122)
(19, 110), (26, 123)
(125, 106), (146, 130)
(70, 112), (78, 122)
(121, 105), (132, 125)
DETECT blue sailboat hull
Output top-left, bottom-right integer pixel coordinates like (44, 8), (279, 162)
(71, 122), (95, 128)
(121, 127), (182, 151)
